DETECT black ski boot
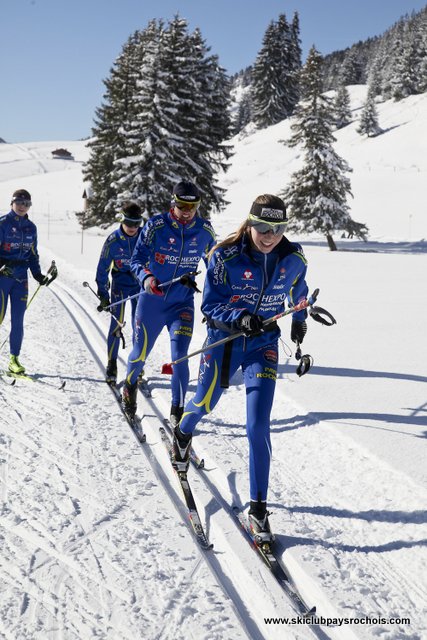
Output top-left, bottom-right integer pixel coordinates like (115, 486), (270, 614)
(122, 382), (137, 417)
(248, 500), (275, 545)
(106, 359), (117, 383)
(169, 404), (184, 429)
(171, 426), (192, 472)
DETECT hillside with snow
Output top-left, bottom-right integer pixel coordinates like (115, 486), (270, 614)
(0, 88), (426, 640)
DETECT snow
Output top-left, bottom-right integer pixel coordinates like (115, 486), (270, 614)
(1, 88), (427, 640)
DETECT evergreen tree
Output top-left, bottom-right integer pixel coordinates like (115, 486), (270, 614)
(251, 13), (301, 128)
(366, 61), (383, 99)
(251, 21), (283, 128)
(390, 24), (419, 100)
(333, 84), (352, 129)
(84, 16), (231, 225)
(83, 31), (145, 227)
(339, 50), (361, 85)
(357, 89), (382, 137)
(110, 20), (172, 217)
(288, 13), (303, 110)
(281, 46), (367, 251)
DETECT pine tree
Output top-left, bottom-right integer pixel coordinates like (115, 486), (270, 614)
(110, 20), (171, 217)
(234, 90), (253, 133)
(333, 84), (352, 129)
(339, 50), (361, 85)
(83, 31), (145, 227)
(251, 13), (301, 128)
(357, 89), (382, 137)
(281, 46), (367, 251)
(251, 21), (283, 128)
(84, 16), (231, 225)
(391, 24), (419, 100)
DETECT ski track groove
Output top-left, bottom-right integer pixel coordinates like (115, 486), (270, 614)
(49, 282), (264, 640)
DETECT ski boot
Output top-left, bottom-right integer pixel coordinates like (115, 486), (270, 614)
(136, 368), (145, 384)
(105, 359), (117, 383)
(169, 404), (184, 429)
(9, 355), (26, 374)
(171, 426), (192, 472)
(248, 500), (275, 545)
(122, 382), (137, 417)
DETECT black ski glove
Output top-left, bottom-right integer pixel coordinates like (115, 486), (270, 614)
(0, 261), (12, 277)
(34, 273), (49, 285)
(291, 319), (307, 344)
(238, 312), (264, 337)
(179, 274), (201, 292)
(97, 294), (110, 311)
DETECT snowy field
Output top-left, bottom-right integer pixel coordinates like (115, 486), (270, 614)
(0, 87), (426, 640)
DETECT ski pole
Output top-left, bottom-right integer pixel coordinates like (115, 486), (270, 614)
(161, 288), (331, 375)
(105, 270), (201, 310)
(27, 260), (58, 309)
(158, 270), (201, 289)
(82, 281), (126, 330)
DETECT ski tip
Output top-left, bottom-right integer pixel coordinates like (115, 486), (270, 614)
(161, 363), (173, 375)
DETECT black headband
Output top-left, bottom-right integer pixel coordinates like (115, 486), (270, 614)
(249, 201), (287, 223)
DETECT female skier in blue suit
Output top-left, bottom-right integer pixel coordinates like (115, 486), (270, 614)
(122, 180), (216, 423)
(0, 189), (54, 374)
(171, 194), (309, 543)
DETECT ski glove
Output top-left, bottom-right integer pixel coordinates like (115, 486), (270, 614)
(0, 262), (12, 277)
(238, 312), (264, 337)
(49, 265), (58, 280)
(97, 294), (110, 311)
(143, 275), (164, 296)
(180, 274), (201, 293)
(34, 273), (49, 286)
(291, 319), (307, 344)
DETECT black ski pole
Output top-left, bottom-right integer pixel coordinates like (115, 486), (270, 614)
(83, 282), (126, 349)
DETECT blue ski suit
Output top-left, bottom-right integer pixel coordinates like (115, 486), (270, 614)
(0, 211), (44, 355)
(179, 233), (309, 503)
(96, 225), (142, 361)
(126, 211), (216, 406)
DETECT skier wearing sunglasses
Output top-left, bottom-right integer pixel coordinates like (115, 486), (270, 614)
(0, 189), (55, 375)
(171, 194), (309, 544)
(121, 180), (216, 425)
(95, 202), (144, 382)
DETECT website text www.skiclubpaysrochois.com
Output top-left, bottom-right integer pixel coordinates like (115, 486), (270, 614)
(264, 614), (411, 627)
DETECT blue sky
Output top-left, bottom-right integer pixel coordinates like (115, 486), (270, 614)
(1, 0), (425, 143)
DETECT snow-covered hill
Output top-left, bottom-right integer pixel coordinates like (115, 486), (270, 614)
(1, 89), (426, 640)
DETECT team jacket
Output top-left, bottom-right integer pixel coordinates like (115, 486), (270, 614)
(0, 211), (42, 280)
(95, 225), (142, 298)
(202, 233), (309, 336)
(130, 212), (216, 306)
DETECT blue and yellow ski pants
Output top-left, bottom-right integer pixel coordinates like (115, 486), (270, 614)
(180, 334), (279, 502)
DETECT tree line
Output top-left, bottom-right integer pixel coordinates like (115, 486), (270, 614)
(82, 7), (425, 249)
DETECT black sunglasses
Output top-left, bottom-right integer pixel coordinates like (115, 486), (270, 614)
(123, 219), (142, 227)
(13, 199), (32, 207)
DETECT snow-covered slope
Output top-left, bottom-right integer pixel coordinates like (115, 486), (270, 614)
(1, 89), (426, 640)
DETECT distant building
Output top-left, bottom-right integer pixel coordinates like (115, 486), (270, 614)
(52, 148), (74, 160)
